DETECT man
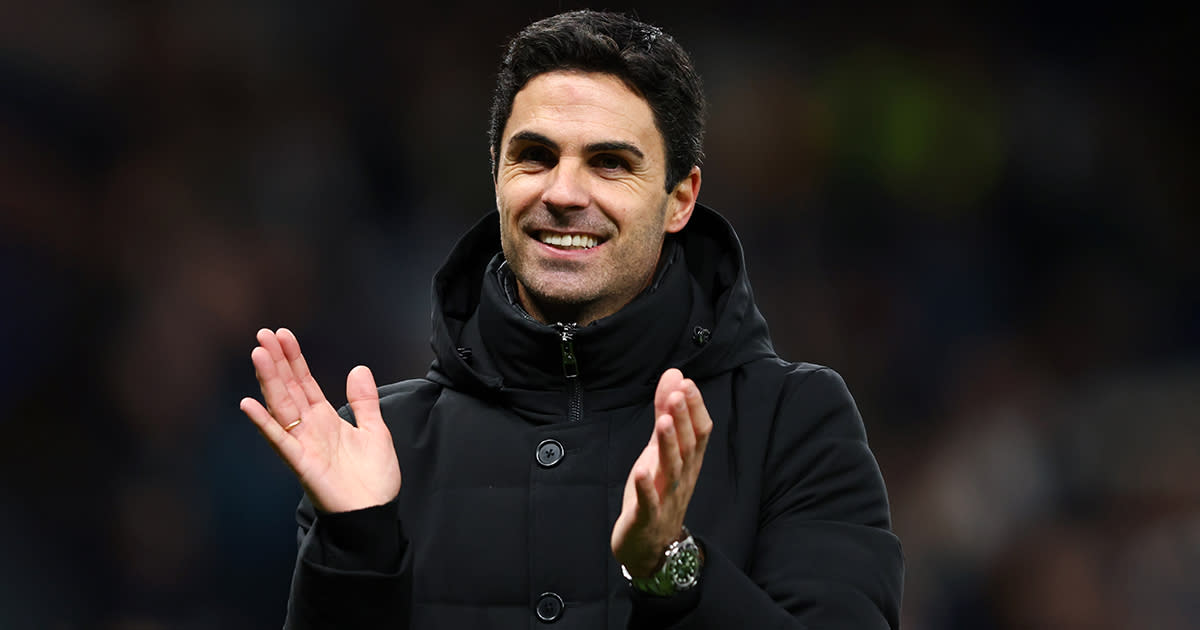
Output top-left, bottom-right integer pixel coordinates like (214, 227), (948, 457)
(241, 10), (903, 629)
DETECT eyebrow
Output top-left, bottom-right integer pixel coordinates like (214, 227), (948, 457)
(586, 141), (645, 159)
(508, 131), (645, 160)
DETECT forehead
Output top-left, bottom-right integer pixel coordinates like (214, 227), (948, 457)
(503, 71), (662, 155)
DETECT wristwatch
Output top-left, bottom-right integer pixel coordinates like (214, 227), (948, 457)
(621, 526), (705, 597)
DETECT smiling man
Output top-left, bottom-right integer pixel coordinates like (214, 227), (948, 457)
(495, 70), (698, 327)
(241, 10), (903, 630)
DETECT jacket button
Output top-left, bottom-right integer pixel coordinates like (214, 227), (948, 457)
(536, 439), (564, 467)
(535, 592), (565, 622)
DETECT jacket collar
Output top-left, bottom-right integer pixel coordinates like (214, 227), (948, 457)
(427, 204), (775, 406)
(467, 237), (695, 394)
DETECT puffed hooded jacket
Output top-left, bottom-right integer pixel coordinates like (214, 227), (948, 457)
(282, 204), (904, 629)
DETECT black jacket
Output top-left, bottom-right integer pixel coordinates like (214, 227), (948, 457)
(284, 204), (904, 629)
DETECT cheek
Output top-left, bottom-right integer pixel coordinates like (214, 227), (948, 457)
(498, 174), (542, 210)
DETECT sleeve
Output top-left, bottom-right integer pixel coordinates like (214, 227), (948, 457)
(282, 494), (412, 629)
(282, 400), (413, 630)
(629, 367), (904, 629)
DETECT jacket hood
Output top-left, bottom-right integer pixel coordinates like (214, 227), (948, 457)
(426, 203), (776, 407)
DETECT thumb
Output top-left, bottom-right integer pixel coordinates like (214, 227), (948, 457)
(345, 365), (384, 431)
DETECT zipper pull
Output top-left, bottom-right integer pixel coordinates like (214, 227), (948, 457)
(555, 322), (579, 378)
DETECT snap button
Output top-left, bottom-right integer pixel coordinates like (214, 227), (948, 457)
(535, 591), (564, 622)
(536, 439), (564, 468)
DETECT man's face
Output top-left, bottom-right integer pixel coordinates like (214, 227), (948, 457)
(495, 70), (699, 326)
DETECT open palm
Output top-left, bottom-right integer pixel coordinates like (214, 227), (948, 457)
(611, 369), (712, 576)
(240, 328), (401, 514)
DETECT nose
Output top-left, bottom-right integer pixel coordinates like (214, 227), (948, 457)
(540, 158), (590, 212)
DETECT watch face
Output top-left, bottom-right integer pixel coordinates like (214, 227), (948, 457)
(625, 533), (703, 596)
(668, 540), (701, 588)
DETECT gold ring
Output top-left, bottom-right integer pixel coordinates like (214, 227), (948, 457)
(283, 418), (303, 432)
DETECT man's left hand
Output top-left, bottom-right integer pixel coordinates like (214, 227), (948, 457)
(612, 368), (713, 577)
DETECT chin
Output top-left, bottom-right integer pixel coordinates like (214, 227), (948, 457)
(528, 288), (597, 311)
(520, 284), (604, 321)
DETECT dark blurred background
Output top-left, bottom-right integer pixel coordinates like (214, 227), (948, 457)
(1, 2), (1195, 629)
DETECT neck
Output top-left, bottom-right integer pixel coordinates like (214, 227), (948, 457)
(516, 289), (614, 328)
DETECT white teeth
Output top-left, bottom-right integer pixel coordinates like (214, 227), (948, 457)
(540, 233), (598, 249)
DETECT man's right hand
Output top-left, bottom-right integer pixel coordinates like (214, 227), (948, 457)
(240, 328), (401, 514)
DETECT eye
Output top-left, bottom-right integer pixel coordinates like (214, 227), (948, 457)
(518, 145), (555, 165)
(593, 154), (629, 171)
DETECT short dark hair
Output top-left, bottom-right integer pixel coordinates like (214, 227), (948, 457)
(489, 10), (706, 191)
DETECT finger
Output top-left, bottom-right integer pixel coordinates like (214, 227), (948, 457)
(656, 413), (683, 485)
(654, 368), (685, 417)
(258, 327), (300, 393)
(346, 365), (385, 433)
(633, 465), (661, 525)
(251, 344), (303, 426)
(257, 328), (293, 375)
(255, 328), (296, 404)
(276, 328), (327, 407)
(283, 379), (330, 440)
(682, 379), (713, 455)
(667, 389), (697, 459)
(240, 396), (304, 466)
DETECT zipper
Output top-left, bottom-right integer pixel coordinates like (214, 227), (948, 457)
(555, 322), (583, 422)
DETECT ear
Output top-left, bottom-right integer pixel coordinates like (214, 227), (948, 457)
(490, 145), (502, 209)
(664, 166), (702, 233)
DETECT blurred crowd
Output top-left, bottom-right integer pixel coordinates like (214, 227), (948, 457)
(1, 2), (1194, 629)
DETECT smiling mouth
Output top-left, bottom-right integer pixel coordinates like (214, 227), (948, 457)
(537, 231), (602, 250)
